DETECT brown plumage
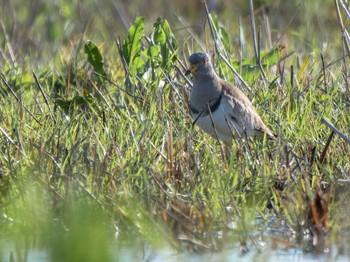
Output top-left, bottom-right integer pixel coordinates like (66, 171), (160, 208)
(185, 52), (275, 141)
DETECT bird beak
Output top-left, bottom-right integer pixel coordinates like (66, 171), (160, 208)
(185, 64), (198, 76)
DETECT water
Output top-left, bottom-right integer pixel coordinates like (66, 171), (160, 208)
(2, 238), (349, 262)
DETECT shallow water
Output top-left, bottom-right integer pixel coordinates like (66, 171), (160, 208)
(1, 246), (349, 262)
(2, 238), (349, 262)
(1, 209), (349, 262)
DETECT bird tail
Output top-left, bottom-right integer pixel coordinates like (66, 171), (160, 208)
(255, 127), (277, 140)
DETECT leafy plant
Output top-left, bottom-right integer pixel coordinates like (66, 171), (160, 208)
(84, 40), (107, 79)
(122, 16), (145, 75)
(151, 17), (178, 70)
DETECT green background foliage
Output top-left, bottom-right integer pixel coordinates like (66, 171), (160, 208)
(0, 0), (349, 261)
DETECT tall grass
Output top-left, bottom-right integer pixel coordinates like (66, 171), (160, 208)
(1, 0), (350, 260)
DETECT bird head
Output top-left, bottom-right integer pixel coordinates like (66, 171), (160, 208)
(185, 52), (213, 78)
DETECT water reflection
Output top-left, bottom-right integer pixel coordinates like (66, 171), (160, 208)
(2, 242), (349, 262)
(0, 235), (349, 262)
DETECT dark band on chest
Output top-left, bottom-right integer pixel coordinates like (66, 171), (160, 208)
(191, 93), (222, 116)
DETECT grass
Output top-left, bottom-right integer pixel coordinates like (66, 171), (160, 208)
(1, 0), (350, 260)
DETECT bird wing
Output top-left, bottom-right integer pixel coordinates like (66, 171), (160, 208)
(220, 79), (275, 139)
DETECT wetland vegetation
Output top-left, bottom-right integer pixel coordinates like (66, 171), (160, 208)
(1, 0), (350, 261)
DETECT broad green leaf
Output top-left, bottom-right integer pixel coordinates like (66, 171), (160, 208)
(153, 26), (166, 45)
(133, 56), (145, 70)
(147, 45), (160, 58)
(150, 17), (178, 70)
(122, 16), (144, 66)
(153, 17), (166, 45)
(162, 19), (178, 51)
(84, 40), (106, 77)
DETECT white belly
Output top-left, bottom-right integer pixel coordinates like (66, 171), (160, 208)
(192, 106), (245, 141)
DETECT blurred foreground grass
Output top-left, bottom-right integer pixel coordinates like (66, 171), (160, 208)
(1, 0), (350, 261)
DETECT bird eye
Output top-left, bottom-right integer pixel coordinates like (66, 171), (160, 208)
(201, 60), (206, 64)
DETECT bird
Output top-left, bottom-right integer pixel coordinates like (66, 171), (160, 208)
(185, 52), (275, 142)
